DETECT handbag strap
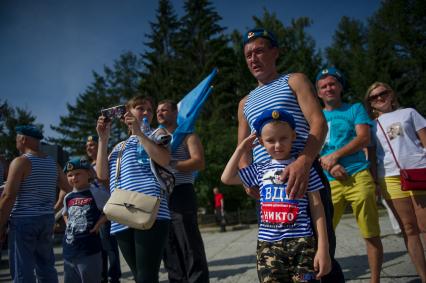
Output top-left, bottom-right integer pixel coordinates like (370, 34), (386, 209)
(114, 140), (127, 190)
(376, 118), (402, 170)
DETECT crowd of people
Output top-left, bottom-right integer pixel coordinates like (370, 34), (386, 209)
(0, 27), (425, 283)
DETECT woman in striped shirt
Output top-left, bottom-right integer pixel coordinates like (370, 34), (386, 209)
(96, 95), (171, 283)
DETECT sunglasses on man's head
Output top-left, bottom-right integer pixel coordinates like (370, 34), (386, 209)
(368, 89), (391, 102)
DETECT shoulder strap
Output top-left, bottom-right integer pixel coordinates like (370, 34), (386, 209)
(114, 140), (127, 190)
(376, 119), (401, 169)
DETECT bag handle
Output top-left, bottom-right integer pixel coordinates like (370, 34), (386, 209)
(376, 119), (402, 170)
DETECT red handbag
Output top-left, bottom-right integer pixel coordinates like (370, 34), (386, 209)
(377, 119), (426, 191)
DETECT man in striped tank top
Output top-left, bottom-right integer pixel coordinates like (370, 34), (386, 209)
(0, 125), (71, 283)
(237, 29), (344, 282)
(157, 100), (209, 283)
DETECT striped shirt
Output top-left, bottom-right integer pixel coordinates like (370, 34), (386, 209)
(172, 137), (195, 185)
(239, 159), (323, 242)
(109, 135), (170, 234)
(11, 153), (58, 218)
(244, 74), (310, 163)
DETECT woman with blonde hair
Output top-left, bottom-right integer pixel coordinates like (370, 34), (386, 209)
(364, 82), (426, 282)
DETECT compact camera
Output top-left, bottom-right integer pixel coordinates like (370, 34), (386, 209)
(101, 105), (127, 120)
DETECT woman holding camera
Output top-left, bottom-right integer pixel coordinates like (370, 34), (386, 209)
(364, 82), (426, 282)
(96, 95), (171, 283)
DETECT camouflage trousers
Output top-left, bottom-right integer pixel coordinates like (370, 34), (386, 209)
(257, 236), (318, 283)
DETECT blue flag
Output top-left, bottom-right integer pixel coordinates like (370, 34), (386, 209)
(171, 68), (217, 153)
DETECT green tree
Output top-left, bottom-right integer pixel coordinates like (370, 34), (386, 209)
(325, 16), (370, 101)
(140, 0), (181, 104)
(366, 0), (426, 114)
(0, 100), (39, 161)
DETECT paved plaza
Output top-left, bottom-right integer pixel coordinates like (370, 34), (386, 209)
(0, 211), (421, 282)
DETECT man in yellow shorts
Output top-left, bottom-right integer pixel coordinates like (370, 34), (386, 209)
(316, 67), (383, 283)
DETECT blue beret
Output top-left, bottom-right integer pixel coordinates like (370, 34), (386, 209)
(243, 28), (278, 47)
(64, 157), (91, 173)
(15, 125), (44, 140)
(253, 109), (296, 135)
(315, 67), (345, 87)
(86, 135), (98, 143)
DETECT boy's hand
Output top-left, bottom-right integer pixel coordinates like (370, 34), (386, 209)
(314, 249), (331, 279)
(89, 223), (102, 234)
(237, 133), (257, 153)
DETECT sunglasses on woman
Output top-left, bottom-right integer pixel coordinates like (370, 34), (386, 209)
(368, 89), (391, 102)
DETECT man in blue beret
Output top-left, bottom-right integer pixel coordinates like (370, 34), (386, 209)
(85, 135), (121, 283)
(316, 67), (383, 283)
(238, 29), (344, 281)
(0, 124), (71, 282)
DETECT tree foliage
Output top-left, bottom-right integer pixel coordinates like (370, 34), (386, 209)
(0, 100), (39, 161)
(1, 0), (418, 211)
(325, 0), (426, 114)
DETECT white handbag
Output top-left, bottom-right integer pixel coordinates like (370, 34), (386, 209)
(103, 140), (160, 230)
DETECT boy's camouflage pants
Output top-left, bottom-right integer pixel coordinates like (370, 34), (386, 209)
(256, 236), (318, 283)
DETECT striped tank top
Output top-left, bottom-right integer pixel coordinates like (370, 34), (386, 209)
(109, 135), (170, 234)
(11, 153), (58, 218)
(172, 138), (195, 185)
(244, 74), (310, 163)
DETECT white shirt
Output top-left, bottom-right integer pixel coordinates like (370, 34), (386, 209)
(373, 108), (426, 177)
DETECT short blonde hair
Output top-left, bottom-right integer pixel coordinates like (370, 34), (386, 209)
(364, 82), (400, 119)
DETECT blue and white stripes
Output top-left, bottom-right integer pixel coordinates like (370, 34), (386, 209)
(244, 74), (310, 163)
(172, 139), (195, 185)
(11, 154), (58, 218)
(108, 136), (170, 234)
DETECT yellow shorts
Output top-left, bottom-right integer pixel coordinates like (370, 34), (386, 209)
(379, 176), (426, 200)
(329, 169), (380, 238)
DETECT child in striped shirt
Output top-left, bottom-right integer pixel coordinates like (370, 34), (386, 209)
(222, 109), (331, 282)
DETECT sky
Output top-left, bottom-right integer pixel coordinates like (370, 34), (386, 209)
(0, 0), (381, 139)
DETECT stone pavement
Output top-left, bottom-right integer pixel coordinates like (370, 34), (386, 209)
(0, 211), (422, 282)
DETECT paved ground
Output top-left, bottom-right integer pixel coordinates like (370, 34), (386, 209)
(0, 211), (422, 282)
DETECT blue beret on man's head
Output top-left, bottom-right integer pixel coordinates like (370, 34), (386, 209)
(64, 157), (91, 173)
(86, 135), (99, 143)
(243, 28), (278, 48)
(315, 67), (345, 87)
(15, 125), (44, 140)
(253, 109), (296, 135)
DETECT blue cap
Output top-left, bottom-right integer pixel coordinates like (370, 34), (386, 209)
(315, 67), (345, 87)
(253, 109), (296, 135)
(15, 125), (44, 140)
(86, 135), (98, 143)
(243, 28), (278, 47)
(64, 157), (91, 173)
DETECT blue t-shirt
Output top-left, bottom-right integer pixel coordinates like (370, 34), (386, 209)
(62, 186), (109, 260)
(320, 103), (372, 180)
(239, 159), (323, 242)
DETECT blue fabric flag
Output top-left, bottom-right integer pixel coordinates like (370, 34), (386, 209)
(171, 68), (217, 153)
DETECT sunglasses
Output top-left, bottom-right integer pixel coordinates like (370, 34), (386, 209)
(368, 89), (390, 102)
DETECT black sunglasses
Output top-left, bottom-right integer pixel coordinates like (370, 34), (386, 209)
(368, 89), (390, 102)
